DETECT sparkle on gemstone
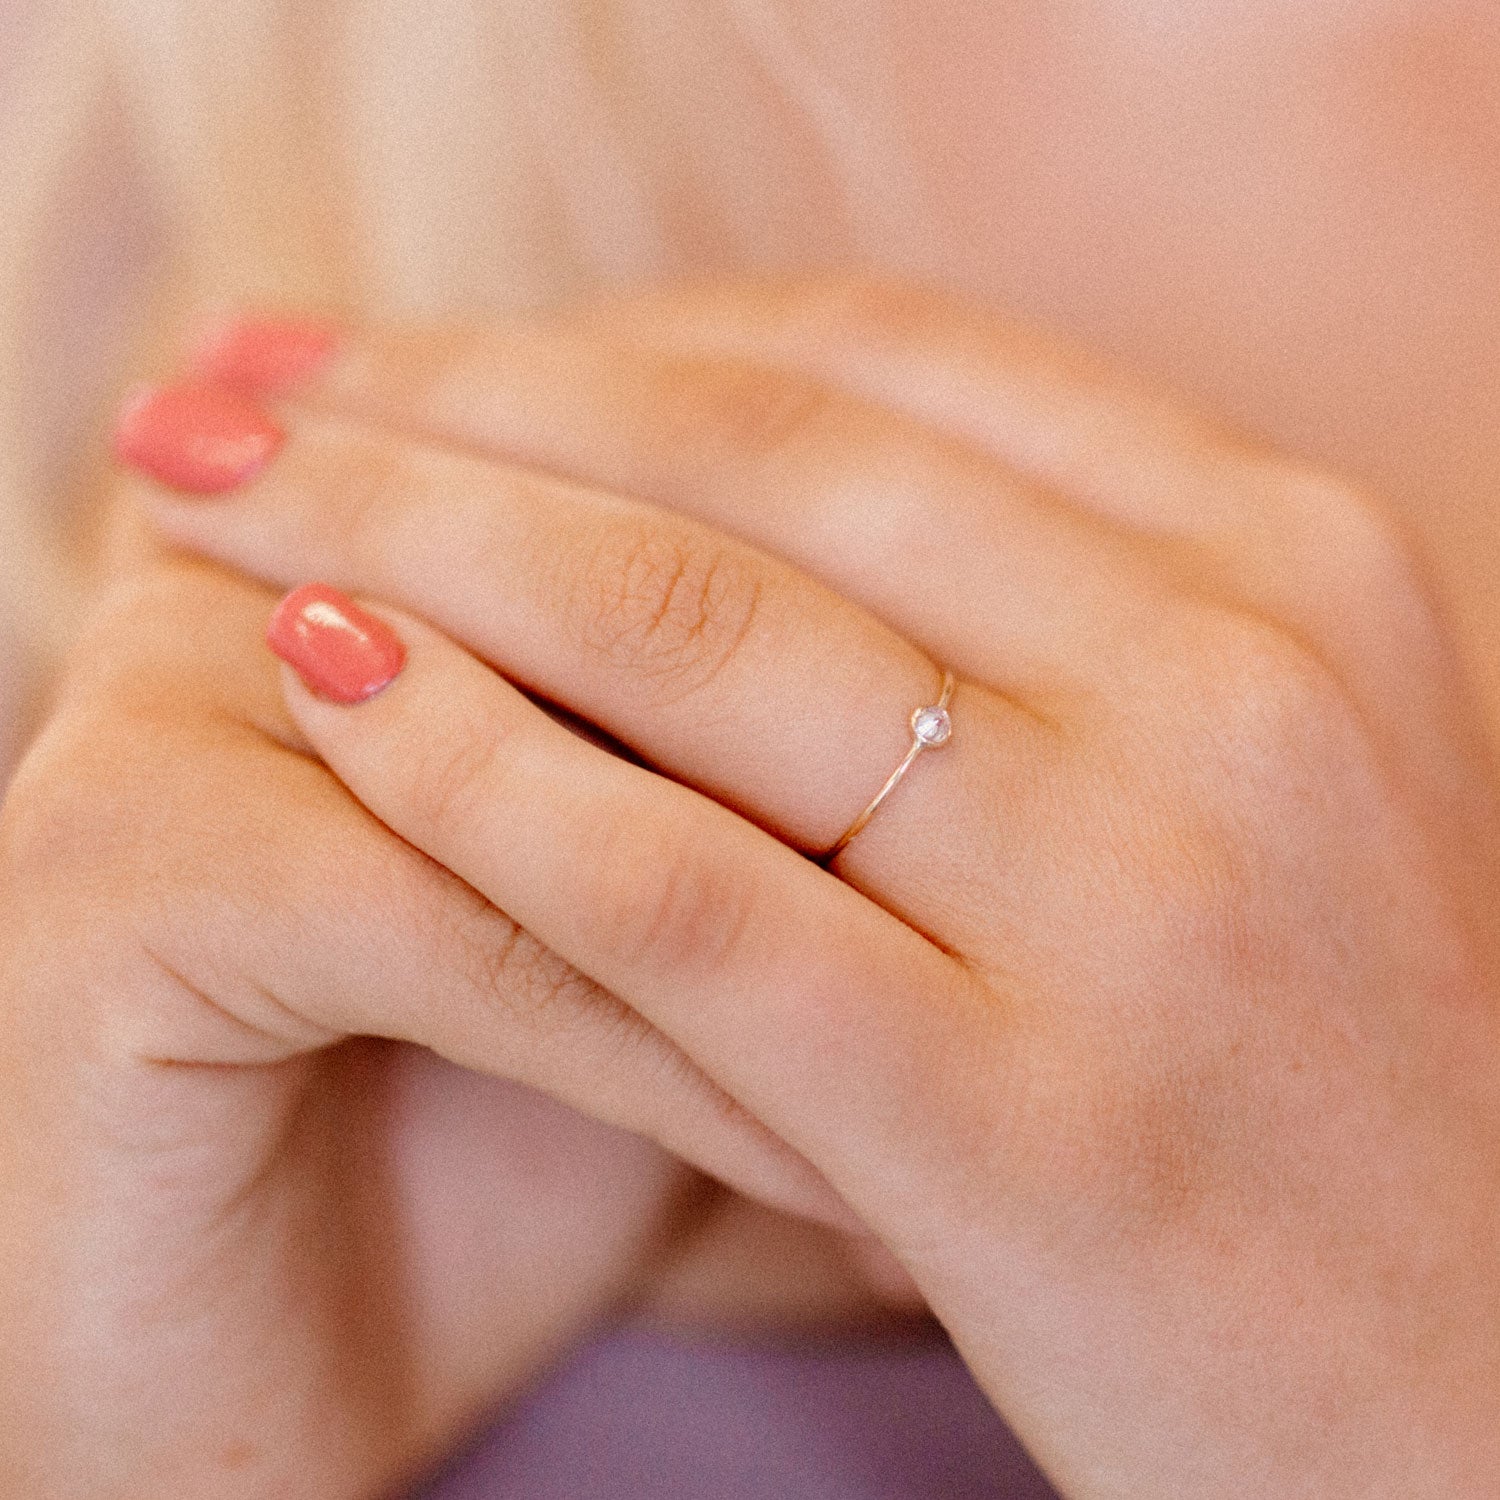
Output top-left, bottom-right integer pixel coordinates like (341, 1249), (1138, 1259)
(911, 705), (952, 746)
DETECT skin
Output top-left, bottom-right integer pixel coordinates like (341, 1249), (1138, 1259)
(101, 279), (1500, 1491)
(2, 6), (1497, 1496)
(0, 327), (929, 1495)
(3, 276), (1499, 1495)
(0, 539), (883, 1497)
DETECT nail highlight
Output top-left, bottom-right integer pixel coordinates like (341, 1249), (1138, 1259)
(113, 382), (282, 495)
(267, 585), (407, 705)
(192, 315), (340, 396)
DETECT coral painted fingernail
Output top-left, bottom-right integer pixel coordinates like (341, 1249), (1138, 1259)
(113, 382), (282, 494)
(267, 584), (407, 704)
(192, 315), (340, 396)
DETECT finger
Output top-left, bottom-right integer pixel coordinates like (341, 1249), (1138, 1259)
(572, 276), (1500, 894)
(23, 568), (852, 1229)
(266, 586), (990, 1219)
(193, 322), (1176, 699)
(563, 274), (1427, 614)
(190, 299), (1467, 744)
(572, 284), (1490, 726)
(233, 297), (1491, 890)
(133, 397), (1057, 935)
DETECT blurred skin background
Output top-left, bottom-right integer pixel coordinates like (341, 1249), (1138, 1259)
(1, 0), (1498, 1454)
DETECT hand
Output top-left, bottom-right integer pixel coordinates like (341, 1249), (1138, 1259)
(0, 546), (856, 1498)
(135, 278), (1500, 1497)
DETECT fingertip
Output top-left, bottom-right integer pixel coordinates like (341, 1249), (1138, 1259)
(113, 381), (283, 495)
(268, 584), (407, 706)
(192, 314), (343, 397)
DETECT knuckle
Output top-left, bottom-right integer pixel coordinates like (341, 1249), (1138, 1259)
(491, 926), (597, 1024)
(0, 686), (340, 1059)
(0, 718), (151, 895)
(65, 566), (279, 718)
(775, 272), (954, 345)
(434, 874), (709, 1079)
(0, 728), (191, 1032)
(1185, 611), (1350, 785)
(402, 706), (513, 843)
(1, 574), (287, 908)
(592, 820), (758, 982)
(1277, 467), (1425, 606)
(1099, 611), (1388, 1014)
(48, 571), (198, 709)
(669, 356), (837, 467)
(1098, 612), (1367, 934)
(457, 905), (622, 1043)
(448, 898), (567, 1020)
(474, 906), (663, 1062)
(567, 522), (764, 698)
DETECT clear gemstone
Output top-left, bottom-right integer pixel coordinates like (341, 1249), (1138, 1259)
(911, 705), (952, 746)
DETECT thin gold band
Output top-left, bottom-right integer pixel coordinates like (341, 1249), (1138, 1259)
(822, 671), (955, 863)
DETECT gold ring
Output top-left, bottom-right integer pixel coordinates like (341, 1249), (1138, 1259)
(822, 671), (955, 862)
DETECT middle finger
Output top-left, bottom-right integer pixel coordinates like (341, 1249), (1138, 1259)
(207, 323), (1181, 700)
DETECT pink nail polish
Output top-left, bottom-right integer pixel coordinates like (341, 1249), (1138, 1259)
(192, 315), (340, 396)
(267, 584), (407, 704)
(113, 382), (283, 495)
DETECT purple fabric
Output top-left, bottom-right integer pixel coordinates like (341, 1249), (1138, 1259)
(407, 1325), (1061, 1499)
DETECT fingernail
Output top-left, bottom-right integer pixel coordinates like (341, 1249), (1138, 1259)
(267, 584), (407, 704)
(192, 315), (340, 396)
(113, 382), (283, 494)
